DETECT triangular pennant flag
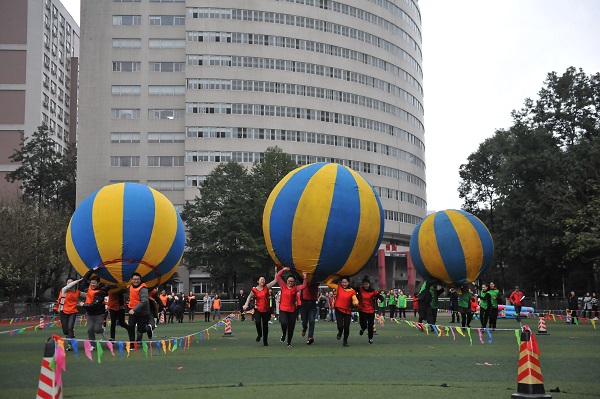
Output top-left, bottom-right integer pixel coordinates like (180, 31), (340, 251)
(484, 328), (492, 344)
(107, 341), (115, 356)
(96, 341), (103, 363)
(466, 328), (473, 346)
(162, 340), (167, 354)
(83, 340), (93, 361)
(155, 340), (161, 355)
(455, 327), (465, 337)
(118, 341), (125, 358)
(142, 342), (149, 357)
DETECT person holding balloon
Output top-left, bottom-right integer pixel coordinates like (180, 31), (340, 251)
(80, 268), (109, 346)
(127, 272), (153, 344)
(478, 283), (491, 328)
(243, 268), (278, 346)
(300, 282), (320, 345)
(458, 284), (474, 329)
(355, 275), (383, 344)
(54, 276), (84, 350)
(325, 275), (358, 347)
(276, 267), (307, 347)
(106, 290), (129, 341)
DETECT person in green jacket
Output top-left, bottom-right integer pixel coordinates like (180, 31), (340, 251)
(428, 284), (444, 326)
(397, 290), (407, 319)
(388, 290), (397, 319)
(377, 291), (387, 316)
(488, 281), (500, 330)
(458, 284), (474, 328)
(479, 283), (491, 328)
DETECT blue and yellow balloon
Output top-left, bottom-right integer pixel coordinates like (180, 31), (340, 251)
(263, 162), (384, 282)
(66, 183), (185, 290)
(409, 209), (494, 287)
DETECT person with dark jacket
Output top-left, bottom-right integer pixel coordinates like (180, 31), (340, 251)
(448, 288), (460, 324)
(416, 281), (432, 324)
(567, 291), (579, 324)
(106, 290), (129, 341)
(127, 272), (152, 343)
(79, 268), (108, 346)
(236, 289), (248, 321)
(188, 292), (197, 322)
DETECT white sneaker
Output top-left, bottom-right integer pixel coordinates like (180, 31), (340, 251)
(101, 328), (107, 340)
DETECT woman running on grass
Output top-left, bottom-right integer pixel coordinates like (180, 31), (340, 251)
(325, 275), (358, 347)
(275, 267), (307, 347)
(243, 267), (278, 346)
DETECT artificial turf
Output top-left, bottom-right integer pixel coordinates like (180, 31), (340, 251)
(1, 314), (598, 398)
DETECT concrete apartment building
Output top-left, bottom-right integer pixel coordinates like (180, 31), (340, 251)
(78, 0), (426, 294)
(0, 0), (79, 195)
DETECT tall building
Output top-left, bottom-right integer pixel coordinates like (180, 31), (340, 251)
(0, 0), (79, 195)
(78, 0), (426, 292)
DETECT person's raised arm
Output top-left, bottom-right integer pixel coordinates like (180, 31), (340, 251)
(295, 272), (308, 292)
(62, 278), (82, 295)
(324, 275), (338, 290)
(266, 265), (283, 289)
(275, 267), (287, 287)
(243, 291), (255, 310)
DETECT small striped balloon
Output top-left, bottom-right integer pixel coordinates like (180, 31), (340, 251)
(409, 209), (494, 287)
(263, 162), (384, 282)
(66, 183), (185, 290)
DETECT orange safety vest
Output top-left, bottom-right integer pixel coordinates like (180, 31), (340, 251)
(85, 286), (103, 304)
(188, 295), (195, 308)
(159, 293), (168, 306)
(129, 283), (147, 309)
(213, 298), (221, 310)
(55, 289), (80, 314)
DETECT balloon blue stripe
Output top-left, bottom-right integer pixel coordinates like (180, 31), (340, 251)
(270, 163), (323, 268)
(373, 185), (385, 257)
(150, 215), (186, 282)
(316, 165), (360, 276)
(122, 183), (154, 282)
(432, 212), (467, 284)
(409, 222), (434, 282)
(70, 189), (103, 270)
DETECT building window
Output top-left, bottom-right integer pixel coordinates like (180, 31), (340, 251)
(113, 0), (141, 2)
(149, 16), (185, 25)
(149, 62), (185, 72)
(148, 39), (185, 48)
(110, 156), (140, 167)
(186, 175), (206, 187)
(147, 180), (185, 191)
(113, 15), (142, 25)
(112, 38), (142, 48)
(148, 109), (185, 119)
(112, 85), (141, 95)
(113, 61), (141, 72)
(111, 108), (141, 119)
(43, 54), (50, 69)
(148, 132), (185, 143)
(148, 85), (185, 95)
(111, 132), (141, 143)
(147, 156), (184, 167)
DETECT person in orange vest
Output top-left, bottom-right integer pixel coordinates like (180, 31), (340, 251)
(212, 293), (221, 321)
(127, 272), (152, 343)
(106, 291), (129, 341)
(188, 291), (197, 322)
(79, 268), (108, 347)
(55, 276), (84, 350)
(158, 289), (168, 324)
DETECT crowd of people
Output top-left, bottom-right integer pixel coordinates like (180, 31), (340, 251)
(55, 265), (598, 350)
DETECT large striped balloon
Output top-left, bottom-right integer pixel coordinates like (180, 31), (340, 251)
(409, 209), (494, 287)
(66, 183), (185, 290)
(263, 162), (384, 283)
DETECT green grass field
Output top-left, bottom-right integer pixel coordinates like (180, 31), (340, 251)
(1, 314), (598, 398)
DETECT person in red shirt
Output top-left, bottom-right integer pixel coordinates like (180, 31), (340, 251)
(276, 267), (307, 347)
(509, 286), (525, 322)
(243, 267), (278, 346)
(325, 275), (358, 347)
(300, 282), (320, 345)
(412, 294), (419, 317)
(55, 276), (83, 350)
(356, 275), (383, 344)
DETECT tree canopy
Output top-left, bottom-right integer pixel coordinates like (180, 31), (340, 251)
(181, 147), (297, 294)
(458, 67), (600, 295)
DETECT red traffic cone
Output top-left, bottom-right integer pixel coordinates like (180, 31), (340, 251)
(512, 327), (551, 398)
(537, 317), (549, 335)
(36, 338), (62, 399)
(222, 318), (233, 337)
(39, 317), (45, 330)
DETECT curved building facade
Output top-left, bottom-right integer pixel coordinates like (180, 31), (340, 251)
(78, 0), (426, 288)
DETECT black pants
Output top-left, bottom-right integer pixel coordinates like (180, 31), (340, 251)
(239, 307), (245, 321)
(489, 307), (498, 329)
(451, 310), (461, 323)
(204, 311), (210, 322)
(109, 308), (129, 340)
(254, 309), (271, 345)
(397, 307), (406, 319)
(335, 309), (352, 343)
(418, 304), (429, 323)
(427, 307), (438, 326)
(279, 310), (297, 344)
(514, 305), (523, 321)
(128, 312), (150, 342)
(460, 308), (473, 327)
(480, 307), (490, 327)
(59, 312), (77, 338)
(189, 308), (196, 322)
(359, 311), (375, 339)
(388, 305), (396, 319)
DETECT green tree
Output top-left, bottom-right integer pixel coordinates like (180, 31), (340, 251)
(5, 124), (76, 210)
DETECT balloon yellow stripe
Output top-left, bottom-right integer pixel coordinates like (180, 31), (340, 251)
(139, 189), (178, 274)
(65, 221), (88, 275)
(263, 165), (312, 265)
(292, 164), (336, 275)
(93, 185), (124, 279)
(338, 170), (380, 276)
(418, 215), (452, 285)
(446, 210), (483, 283)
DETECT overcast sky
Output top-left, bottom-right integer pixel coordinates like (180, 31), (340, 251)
(61, 1), (600, 211)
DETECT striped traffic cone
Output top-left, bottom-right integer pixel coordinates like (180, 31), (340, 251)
(222, 318), (233, 337)
(36, 338), (62, 399)
(39, 317), (45, 330)
(537, 317), (549, 335)
(511, 327), (551, 398)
